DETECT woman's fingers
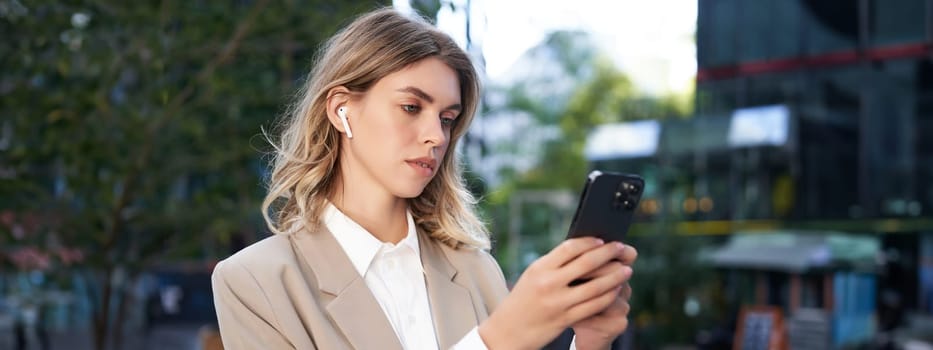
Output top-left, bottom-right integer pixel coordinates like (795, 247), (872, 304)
(565, 284), (632, 335)
(608, 288), (631, 317)
(536, 237), (606, 270)
(600, 297), (631, 333)
(568, 261), (631, 302)
(558, 241), (628, 284)
(621, 283), (632, 301)
(607, 296), (632, 330)
(564, 282), (623, 323)
(483, 238), (639, 350)
(619, 244), (638, 265)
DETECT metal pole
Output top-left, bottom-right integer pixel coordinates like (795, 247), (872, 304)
(857, 0), (873, 217)
(508, 194), (521, 282)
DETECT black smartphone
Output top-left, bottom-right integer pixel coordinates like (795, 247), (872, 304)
(565, 170), (643, 286)
(566, 170), (644, 243)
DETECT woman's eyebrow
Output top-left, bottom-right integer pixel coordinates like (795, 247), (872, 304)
(396, 86), (434, 103)
(396, 86), (462, 112)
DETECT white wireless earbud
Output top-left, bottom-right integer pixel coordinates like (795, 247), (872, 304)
(337, 106), (353, 139)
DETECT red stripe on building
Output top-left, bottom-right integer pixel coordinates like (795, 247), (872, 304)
(697, 42), (932, 82)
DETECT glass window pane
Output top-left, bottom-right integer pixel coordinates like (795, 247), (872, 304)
(738, 0), (802, 61)
(801, 0), (858, 55)
(700, 0), (738, 67)
(872, 0), (926, 46)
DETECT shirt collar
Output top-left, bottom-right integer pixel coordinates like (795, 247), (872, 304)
(324, 202), (421, 277)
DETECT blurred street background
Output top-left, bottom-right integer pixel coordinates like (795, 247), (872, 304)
(3, 0), (933, 349)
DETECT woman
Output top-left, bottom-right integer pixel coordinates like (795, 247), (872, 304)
(212, 7), (637, 350)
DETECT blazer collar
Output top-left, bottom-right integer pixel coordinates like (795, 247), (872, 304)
(291, 226), (403, 350)
(419, 231), (479, 349)
(323, 203), (423, 276)
(291, 225), (478, 350)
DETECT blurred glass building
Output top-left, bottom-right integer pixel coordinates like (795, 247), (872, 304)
(696, 0), (932, 223)
(588, 0), (933, 347)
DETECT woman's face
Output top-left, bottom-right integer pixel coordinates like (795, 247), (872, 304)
(340, 56), (462, 199)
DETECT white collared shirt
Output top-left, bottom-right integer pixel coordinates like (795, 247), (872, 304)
(324, 203), (489, 349)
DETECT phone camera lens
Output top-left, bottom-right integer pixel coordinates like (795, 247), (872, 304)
(626, 183), (640, 195)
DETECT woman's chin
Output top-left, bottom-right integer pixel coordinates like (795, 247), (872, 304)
(394, 185), (428, 199)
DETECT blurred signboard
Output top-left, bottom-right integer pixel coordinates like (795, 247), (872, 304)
(734, 305), (787, 350)
(584, 120), (660, 160)
(728, 105), (790, 148)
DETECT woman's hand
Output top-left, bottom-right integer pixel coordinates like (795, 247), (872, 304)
(478, 237), (631, 350)
(571, 244), (638, 350)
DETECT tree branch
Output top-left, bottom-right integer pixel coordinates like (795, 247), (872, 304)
(103, 0), (271, 253)
(94, 2), (272, 347)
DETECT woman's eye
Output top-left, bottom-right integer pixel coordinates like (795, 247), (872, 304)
(440, 117), (455, 127)
(402, 104), (420, 113)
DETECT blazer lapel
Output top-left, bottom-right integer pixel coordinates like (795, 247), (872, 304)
(420, 233), (478, 349)
(291, 227), (403, 350)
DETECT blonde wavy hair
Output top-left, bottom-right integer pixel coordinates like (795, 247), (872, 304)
(262, 8), (489, 250)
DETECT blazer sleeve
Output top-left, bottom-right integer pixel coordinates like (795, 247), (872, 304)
(479, 250), (510, 310)
(212, 259), (305, 350)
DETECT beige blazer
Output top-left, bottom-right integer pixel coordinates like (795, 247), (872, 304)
(211, 226), (509, 350)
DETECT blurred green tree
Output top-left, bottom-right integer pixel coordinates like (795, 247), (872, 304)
(480, 30), (704, 346)
(482, 30), (690, 260)
(0, 1), (386, 349)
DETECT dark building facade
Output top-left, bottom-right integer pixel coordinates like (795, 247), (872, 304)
(587, 0), (933, 347)
(696, 0), (933, 222)
(694, 0), (933, 340)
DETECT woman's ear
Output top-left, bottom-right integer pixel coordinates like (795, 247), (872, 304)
(326, 86), (352, 135)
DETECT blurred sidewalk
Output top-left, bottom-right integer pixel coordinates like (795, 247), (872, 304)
(0, 323), (206, 350)
(895, 313), (933, 349)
